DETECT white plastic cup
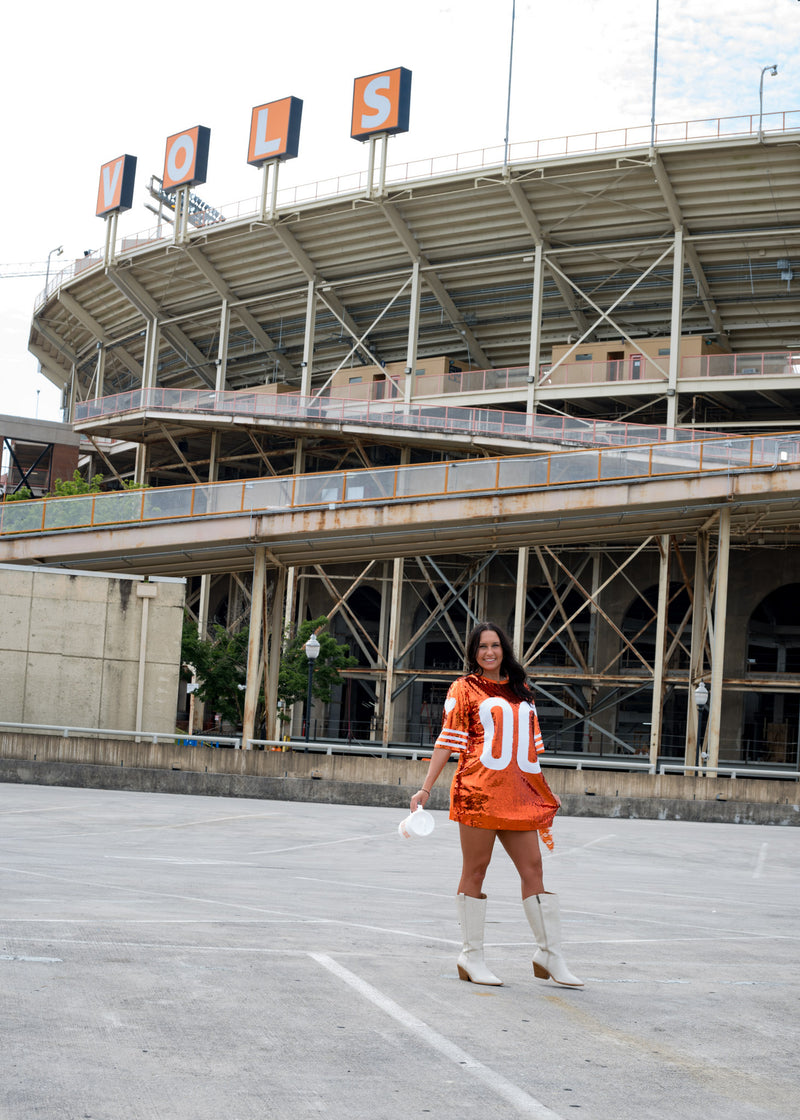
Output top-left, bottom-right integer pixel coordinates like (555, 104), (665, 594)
(398, 806), (435, 839)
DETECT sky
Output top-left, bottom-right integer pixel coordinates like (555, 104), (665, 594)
(0, 0), (797, 426)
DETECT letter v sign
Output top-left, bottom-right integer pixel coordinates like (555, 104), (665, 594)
(102, 159), (122, 206)
(96, 154), (137, 217)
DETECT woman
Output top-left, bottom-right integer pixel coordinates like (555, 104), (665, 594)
(410, 621), (582, 989)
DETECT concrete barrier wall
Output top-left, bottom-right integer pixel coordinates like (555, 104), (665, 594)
(0, 566), (185, 732)
(2, 732), (798, 826)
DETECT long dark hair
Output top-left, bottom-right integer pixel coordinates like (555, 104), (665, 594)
(465, 621), (533, 701)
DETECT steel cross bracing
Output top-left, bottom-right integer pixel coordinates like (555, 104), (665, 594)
(236, 525), (765, 767)
(30, 135), (800, 422)
(20, 133), (800, 768)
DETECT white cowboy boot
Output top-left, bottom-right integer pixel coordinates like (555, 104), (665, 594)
(523, 892), (584, 988)
(455, 893), (503, 985)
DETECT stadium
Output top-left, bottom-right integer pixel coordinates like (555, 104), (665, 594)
(6, 98), (800, 777)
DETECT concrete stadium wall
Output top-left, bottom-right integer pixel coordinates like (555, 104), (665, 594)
(0, 566), (185, 733)
(1, 732), (797, 826)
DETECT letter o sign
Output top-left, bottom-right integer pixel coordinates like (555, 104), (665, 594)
(162, 125), (211, 191)
(168, 135), (194, 182)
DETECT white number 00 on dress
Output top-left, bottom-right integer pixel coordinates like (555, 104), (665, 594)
(477, 697), (542, 774)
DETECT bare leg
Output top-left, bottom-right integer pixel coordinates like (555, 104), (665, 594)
(457, 823), (497, 897)
(497, 829), (544, 898)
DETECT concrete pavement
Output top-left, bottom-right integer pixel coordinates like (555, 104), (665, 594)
(1, 784), (798, 1120)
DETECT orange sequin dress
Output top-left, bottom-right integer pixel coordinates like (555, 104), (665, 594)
(435, 674), (559, 847)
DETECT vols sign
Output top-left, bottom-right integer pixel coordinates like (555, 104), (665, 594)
(248, 96), (303, 166)
(162, 125), (211, 191)
(351, 67), (411, 142)
(96, 154), (137, 217)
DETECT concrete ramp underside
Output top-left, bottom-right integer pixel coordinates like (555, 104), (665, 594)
(1, 463), (799, 577)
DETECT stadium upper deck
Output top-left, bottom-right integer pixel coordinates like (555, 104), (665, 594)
(30, 123), (800, 448)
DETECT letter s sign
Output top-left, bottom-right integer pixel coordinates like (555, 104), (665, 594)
(351, 67), (411, 142)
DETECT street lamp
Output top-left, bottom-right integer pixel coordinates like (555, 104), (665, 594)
(758, 64), (778, 141)
(694, 681), (709, 773)
(45, 245), (63, 295)
(304, 633), (321, 743)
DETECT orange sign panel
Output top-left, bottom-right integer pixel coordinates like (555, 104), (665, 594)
(351, 67), (411, 142)
(248, 96), (303, 166)
(96, 154), (137, 217)
(162, 126), (211, 191)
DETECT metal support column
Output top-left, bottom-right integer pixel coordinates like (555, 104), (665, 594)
(282, 436), (306, 732)
(381, 556), (405, 747)
(649, 535), (671, 765)
(173, 185), (191, 245)
(706, 508), (731, 771)
(259, 159), (280, 222)
(94, 345), (105, 401)
(513, 546), (529, 654)
(216, 298), (230, 391)
(373, 561), (392, 742)
(582, 550), (602, 753)
(133, 444), (148, 487)
(404, 261), (421, 408)
(103, 212), (118, 268)
(685, 531), (709, 770)
(301, 281), (315, 397)
(526, 243), (544, 418)
(142, 317), (160, 393)
(265, 563), (287, 741)
(243, 547), (267, 749)
(666, 227), (684, 433)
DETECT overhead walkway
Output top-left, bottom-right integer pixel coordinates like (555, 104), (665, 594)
(2, 432), (799, 578)
(71, 387), (716, 453)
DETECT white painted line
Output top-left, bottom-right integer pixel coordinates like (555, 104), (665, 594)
(294, 876), (455, 898)
(0, 804), (81, 816)
(105, 856), (259, 866)
(0, 867), (456, 941)
(150, 812), (282, 830)
(310, 952), (567, 1120)
(249, 832), (376, 855)
(0, 953), (63, 963)
(2, 936), (313, 953)
(546, 833), (617, 858)
(753, 842), (769, 879)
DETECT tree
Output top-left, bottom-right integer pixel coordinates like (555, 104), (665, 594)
(51, 469), (104, 496)
(181, 618), (249, 727)
(277, 616), (358, 721)
(3, 485), (33, 502)
(180, 613), (357, 730)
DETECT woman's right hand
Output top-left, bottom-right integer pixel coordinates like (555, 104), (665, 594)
(409, 789), (430, 812)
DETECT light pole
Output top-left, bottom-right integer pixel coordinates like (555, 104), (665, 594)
(650, 0), (660, 150)
(758, 64), (778, 141)
(45, 245), (63, 295)
(304, 633), (321, 742)
(694, 681), (708, 773)
(502, 0), (516, 173)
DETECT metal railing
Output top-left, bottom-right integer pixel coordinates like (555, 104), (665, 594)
(70, 349), (800, 433)
(4, 722), (797, 778)
(414, 351), (800, 394)
(0, 720), (241, 748)
(682, 351), (800, 379)
(2, 431), (795, 538)
(73, 386), (719, 449)
(35, 109), (800, 308)
(658, 762), (800, 781)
